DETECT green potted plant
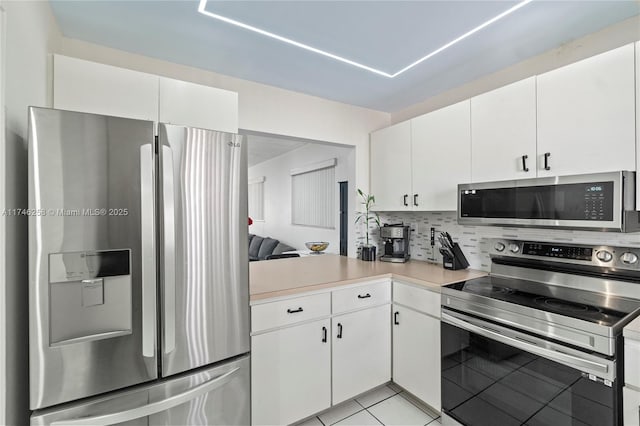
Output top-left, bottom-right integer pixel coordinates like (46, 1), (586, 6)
(355, 189), (380, 261)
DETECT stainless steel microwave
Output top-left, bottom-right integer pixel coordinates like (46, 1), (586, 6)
(458, 171), (640, 232)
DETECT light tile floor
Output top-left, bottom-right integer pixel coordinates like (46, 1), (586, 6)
(295, 384), (441, 426)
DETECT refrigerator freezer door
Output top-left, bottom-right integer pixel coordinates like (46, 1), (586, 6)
(28, 107), (157, 409)
(158, 124), (249, 377)
(30, 355), (250, 426)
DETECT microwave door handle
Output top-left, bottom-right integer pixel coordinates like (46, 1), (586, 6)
(533, 193), (545, 219)
(441, 312), (610, 378)
(140, 144), (156, 358)
(50, 367), (240, 426)
(162, 145), (176, 355)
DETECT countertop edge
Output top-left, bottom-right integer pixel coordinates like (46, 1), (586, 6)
(250, 273), (395, 302)
(250, 268), (487, 302)
(624, 316), (640, 341)
(625, 329), (640, 341)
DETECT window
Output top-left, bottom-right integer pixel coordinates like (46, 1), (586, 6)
(291, 159), (336, 228)
(248, 177), (265, 221)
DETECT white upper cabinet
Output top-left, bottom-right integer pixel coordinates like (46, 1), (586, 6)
(53, 55), (159, 122)
(370, 102), (471, 212)
(471, 77), (537, 182)
(158, 77), (238, 133)
(370, 122), (412, 211)
(411, 100), (471, 211)
(536, 44), (636, 177)
(53, 56), (240, 133)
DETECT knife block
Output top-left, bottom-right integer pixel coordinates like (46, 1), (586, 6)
(442, 243), (469, 270)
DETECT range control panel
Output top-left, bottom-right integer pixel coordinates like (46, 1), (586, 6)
(490, 239), (640, 270)
(522, 243), (593, 261)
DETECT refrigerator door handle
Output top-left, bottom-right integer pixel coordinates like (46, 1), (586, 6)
(50, 367), (241, 426)
(162, 145), (176, 355)
(140, 144), (156, 358)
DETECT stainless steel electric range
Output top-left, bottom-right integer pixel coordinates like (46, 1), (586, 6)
(440, 239), (640, 426)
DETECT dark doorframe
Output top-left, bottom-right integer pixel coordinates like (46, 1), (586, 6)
(339, 181), (348, 256)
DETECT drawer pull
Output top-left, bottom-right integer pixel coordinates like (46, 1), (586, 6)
(337, 323), (343, 339)
(394, 311), (400, 325)
(287, 307), (303, 314)
(357, 293), (371, 299)
(322, 326), (327, 343)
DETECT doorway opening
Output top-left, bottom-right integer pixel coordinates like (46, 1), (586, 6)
(242, 130), (355, 257)
(339, 181), (348, 256)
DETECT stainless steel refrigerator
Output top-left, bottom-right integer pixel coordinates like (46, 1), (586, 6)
(27, 107), (250, 425)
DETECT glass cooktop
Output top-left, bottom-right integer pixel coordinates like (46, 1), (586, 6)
(445, 275), (640, 327)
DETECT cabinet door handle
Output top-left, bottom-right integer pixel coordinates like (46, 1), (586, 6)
(521, 155), (529, 172)
(394, 311), (400, 325)
(337, 323), (343, 339)
(322, 326), (327, 343)
(287, 307), (303, 314)
(544, 152), (551, 171)
(413, 194), (419, 207)
(403, 194), (408, 206)
(357, 293), (371, 299)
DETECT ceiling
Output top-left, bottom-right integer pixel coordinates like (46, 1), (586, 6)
(49, 1), (640, 112)
(246, 134), (308, 167)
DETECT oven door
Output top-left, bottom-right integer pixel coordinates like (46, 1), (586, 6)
(441, 309), (619, 426)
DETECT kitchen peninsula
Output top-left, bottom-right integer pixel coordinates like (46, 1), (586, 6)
(250, 253), (486, 301)
(249, 254), (485, 425)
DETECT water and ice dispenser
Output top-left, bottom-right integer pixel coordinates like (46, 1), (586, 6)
(48, 249), (132, 346)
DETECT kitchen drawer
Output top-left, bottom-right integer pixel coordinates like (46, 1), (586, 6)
(626, 339), (640, 387)
(252, 293), (330, 333)
(393, 281), (440, 318)
(332, 281), (391, 314)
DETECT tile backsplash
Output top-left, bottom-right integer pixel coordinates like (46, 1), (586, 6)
(355, 211), (640, 271)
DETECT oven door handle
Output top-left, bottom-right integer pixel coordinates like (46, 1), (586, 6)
(441, 311), (612, 380)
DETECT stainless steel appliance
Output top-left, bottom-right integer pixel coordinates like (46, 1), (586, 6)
(380, 224), (410, 263)
(28, 107), (249, 425)
(457, 171), (640, 232)
(441, 239), (640, 426)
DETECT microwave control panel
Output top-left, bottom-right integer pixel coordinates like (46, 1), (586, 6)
(583, 184), (607, 221)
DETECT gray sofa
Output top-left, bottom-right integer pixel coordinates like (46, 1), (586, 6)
(248, 234), (296, 261)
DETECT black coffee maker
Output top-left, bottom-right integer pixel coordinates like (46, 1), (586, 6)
(380, 224), (410, 263)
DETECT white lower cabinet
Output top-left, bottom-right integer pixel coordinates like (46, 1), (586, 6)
(392, 304), (441, 411)
(251, 319), (331, 426)
(251, 280), (402, 424)
(332, 304), (392, 404)
(624, 386), (640, 426)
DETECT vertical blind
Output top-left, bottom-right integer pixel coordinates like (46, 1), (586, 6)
(291, 159), (336, 228)
(248, 177), (265, 221)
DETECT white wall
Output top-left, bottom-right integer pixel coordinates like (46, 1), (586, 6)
(2, 1), (58, 424)
(248, 141), (355, 255)
(391, 15), (640, 123)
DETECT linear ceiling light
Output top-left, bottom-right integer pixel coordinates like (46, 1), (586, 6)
(198, 0), (534, 78)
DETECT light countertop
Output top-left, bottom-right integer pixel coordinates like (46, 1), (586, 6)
(625, 316), (640, 341)
(249, 254), (487, 301)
